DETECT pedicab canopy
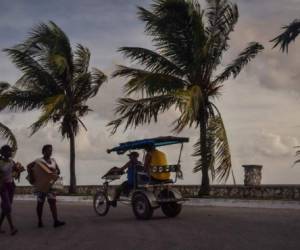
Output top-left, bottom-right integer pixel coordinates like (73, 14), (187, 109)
(107, 136), (189, 155)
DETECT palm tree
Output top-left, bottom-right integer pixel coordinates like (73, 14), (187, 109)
(271, 19), (300, 165)
(109, 0), (263, 195)
(0, 22), (107, 193)
(271, 19), (300, 53)
(0, 82), (17, 152)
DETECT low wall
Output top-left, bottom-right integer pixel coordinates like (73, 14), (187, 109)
(15, 185), (300, 200)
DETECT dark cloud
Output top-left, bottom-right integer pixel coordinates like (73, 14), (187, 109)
(1, 0), (300, 185)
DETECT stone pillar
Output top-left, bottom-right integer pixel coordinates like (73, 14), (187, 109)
(242, 165), (263, 186)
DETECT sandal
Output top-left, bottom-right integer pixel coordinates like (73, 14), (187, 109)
(10, 228), (18, 236)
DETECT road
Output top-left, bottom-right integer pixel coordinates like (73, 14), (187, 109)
(0, 201), (300, 250)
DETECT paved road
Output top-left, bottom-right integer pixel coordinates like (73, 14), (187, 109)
(0, 201), (300, 250)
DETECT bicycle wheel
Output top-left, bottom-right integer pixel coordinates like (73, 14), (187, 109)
(93, 191), (110, 216)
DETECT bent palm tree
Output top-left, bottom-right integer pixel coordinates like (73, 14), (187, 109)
(109, 0), (263, 195)
(271, 19), (300, 53)
(1, 22), (107, 193)
(272, 19), (300, 164)
(0, 82), (17, 152)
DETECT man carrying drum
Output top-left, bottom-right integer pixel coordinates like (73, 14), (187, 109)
(27, 144), (65, 228)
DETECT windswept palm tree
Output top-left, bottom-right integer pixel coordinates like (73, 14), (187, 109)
(0, 82), (17, 153)
(0, 22), (107, 193)
(109, 0), (263, 195)
(272, 19), (300, 165)
(271, 19), (300, 53)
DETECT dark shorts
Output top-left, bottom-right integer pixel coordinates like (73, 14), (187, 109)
(0, 182), (15, 215)
(35, 189), (56, 203)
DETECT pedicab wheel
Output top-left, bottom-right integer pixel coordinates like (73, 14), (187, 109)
(161, 202), (182, 217)
(159, 189), (182, 218)
(132, 193), (153, 220)
(93, 191), (110, 216)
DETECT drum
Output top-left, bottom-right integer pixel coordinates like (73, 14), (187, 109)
(32, 161), (58, 193)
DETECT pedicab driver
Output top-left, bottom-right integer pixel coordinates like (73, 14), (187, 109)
(111, 151), (142, 205)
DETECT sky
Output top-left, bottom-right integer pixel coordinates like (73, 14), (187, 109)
(0, 0), (300, 186)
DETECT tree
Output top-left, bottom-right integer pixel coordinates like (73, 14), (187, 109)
(271, 19), (300, 164)
(0, 22), (107, 193)
(271, 19), (300, 53)
(109, 0), (263, 195)
(0, 82), (17, 152)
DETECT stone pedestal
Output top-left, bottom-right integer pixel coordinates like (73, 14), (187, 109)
(242, 165), (263, 186)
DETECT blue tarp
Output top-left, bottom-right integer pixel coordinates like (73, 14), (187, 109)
(107, 136), (189, 154)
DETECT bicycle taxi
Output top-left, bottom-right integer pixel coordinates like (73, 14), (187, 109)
(93, 136), (189, 220)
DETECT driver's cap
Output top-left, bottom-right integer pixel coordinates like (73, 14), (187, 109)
(127, 151), (139, 158)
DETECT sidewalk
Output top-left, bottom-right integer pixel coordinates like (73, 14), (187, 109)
(14, 195), (300, 209)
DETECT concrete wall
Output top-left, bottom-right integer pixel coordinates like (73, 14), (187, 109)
(15, 185), (300, 200)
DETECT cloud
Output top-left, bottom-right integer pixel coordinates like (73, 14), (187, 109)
(1, 0), (300, 186)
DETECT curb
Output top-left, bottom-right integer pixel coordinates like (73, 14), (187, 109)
(14, 195), (300, 209)
(186, 198), (300, 209)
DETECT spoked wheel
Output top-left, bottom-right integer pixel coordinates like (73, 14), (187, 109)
(161, 202), (182, 217)
(132, 193), (153, 220)
(159, 189), (182, 218)
(93, 191), (110, 216)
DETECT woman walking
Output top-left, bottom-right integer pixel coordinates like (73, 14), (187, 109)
(0, 145), (19, 235)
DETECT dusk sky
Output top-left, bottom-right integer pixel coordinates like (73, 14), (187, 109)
(0, 0), (300, 185)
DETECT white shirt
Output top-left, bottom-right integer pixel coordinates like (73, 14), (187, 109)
(36, 158), (58, 172)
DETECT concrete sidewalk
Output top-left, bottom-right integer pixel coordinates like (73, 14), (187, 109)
(14, 195), (300, 209)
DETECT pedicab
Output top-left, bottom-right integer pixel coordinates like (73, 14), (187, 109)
(93, 136), (189, 220)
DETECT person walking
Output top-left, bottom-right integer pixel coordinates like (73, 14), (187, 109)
(27, 144), (65, 228)
(0, 145), (20, 236)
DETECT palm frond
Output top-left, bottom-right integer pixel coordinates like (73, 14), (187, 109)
(271, 19), (300, 53)
(138, 0), (206, 72)
(117, 46), (184, 76)
(0, 82), (11, 111)
(3, 48), (60, 92)
(192, 130), (216, 180)
(1, 87), (45, 111)
(29, 94), (65, 135)
(73, 72), (92, 99)
(205, 0), (239, 74)
(74, 44), (90, 75)
(193, 113), (232, 182)
(172, 85), (204, 132)
(210, 114), (232, 182)
(29, 112), (53, 135)
(60, 114), (79, 138)
(206, 0), (239, 37)
(22, 21), (73, 71)
(0, 82), (11, 94)
(73, 68), (106, 101)
(113, 65), (186, 96)
(9, 21), (73, 82)
(213, 42), (264, 84)
(292, 146), (300, 166)
(90, 68), (107, 96)
(108, 94), (178, 134)
(0, 122), (18, 153)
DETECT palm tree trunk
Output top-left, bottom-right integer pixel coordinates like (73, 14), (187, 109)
(199, 115), (210, 196)
(69, 129), (77, 194)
